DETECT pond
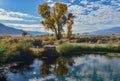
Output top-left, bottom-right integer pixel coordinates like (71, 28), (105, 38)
(1, 54), (120, 81)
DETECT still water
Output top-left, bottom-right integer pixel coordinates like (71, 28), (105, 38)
(3, 54), (120, 81)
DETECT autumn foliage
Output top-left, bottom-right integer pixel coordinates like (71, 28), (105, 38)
(38, 3), (74, 40)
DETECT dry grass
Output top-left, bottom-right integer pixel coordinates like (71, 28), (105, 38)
(31, 48), (45, 55)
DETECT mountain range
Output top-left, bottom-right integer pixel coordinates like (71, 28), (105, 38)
(27, 31), (47, 36)
(0, 23), (47, 36)
(0, 23), (120, 35)
(82, 27), (120, 35)
(0, 23), (24, 35)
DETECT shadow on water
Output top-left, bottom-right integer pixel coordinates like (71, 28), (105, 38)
(0, 53), (120, 81)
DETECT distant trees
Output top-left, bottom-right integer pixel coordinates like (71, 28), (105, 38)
(22, 31), (27, 37)
(38, 3), (74, 40)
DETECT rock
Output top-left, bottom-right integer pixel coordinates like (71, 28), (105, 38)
(44, 45), (56, 51)
(41, 45), (58, 57)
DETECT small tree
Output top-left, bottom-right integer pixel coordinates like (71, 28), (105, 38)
(67, 20), (74, 39)
(22, 31), (27, 37)
(38, 3), (74, 40)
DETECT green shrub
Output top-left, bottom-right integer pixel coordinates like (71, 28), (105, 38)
(4, 40), (34, 63)
(0, 43), (7, 54)
(4, 43), (19, 62)
(57, 43), (76, 54)
(57, 43), (120, 56)
(0, 42), (8, 64)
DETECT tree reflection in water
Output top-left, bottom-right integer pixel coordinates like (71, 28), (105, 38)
(40, 57), (74, 76)
(1, 55), (120, 81)
(40, 62), (51, 76)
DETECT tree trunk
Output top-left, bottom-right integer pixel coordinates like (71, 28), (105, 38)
(56, 23), (61, 40)
(56, 35), (61, 40)
(54, 28), (58, 40)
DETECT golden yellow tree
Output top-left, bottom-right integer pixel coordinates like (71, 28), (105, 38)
(38, 3), (74, 40)
(67, 20), (74, 39)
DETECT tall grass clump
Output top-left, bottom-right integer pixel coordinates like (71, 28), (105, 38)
(16, 40), (33, 53)
(57, 42), (120, 56)
(0, 42), (7, 54)
(0, 42), (8, 65)
(13, 40), (34, 62)
(0, 40), (35, 64)
(57, 43), (77, 54)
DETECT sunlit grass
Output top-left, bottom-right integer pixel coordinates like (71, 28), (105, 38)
(57, 43), (120, 55)
(107, 53), (120, 57)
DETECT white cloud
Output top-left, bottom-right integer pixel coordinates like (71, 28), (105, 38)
(68, 2), (120, 33)
(46, 0), (53, 3)
(69, 5), (85, 15)
(4, 23), (46, 32)
(111, 0), (120, 6)
(70, 0), (75, 3)
(0, 8), (39, 22)
(5, 23), (41, 28)
(7, 11), (39, 19)
(80, 0), (89, 5)
(0, 15), (24, 21)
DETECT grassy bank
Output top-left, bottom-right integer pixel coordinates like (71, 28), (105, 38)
(57, 43), (120, 56)
(0, 40), (35, 65)
(0, 34), (120, 65)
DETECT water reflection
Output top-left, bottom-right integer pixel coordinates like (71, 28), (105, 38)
(0, 73), (7, 81)
(55, 57), (74, 76)
(40, 57), (74, 76)
(10, 63), (34, 74)
(68, 55), (120, 81)
(40, 62), (51, 76)
(0, 54), (120, 81)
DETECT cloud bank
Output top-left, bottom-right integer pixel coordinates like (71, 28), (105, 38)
(68, 0), (120, 33)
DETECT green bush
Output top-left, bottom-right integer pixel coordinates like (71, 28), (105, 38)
(57, 43), (120, 56)
(0, 42), (8, 64)
(0, 42), (7, 54)
(57, 43), (76, 54)
(0, 40), (34, 64)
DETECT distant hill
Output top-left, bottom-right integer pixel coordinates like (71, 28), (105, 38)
(27, 31), (48, 36)
(0, 23), (47, 36)
(0, 23), (24, 35)
(83, 27), (120, 35)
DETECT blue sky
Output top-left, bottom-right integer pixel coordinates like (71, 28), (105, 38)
(0, 0), (120, 33)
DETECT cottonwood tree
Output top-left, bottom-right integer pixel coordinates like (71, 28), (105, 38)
(38, 3), (74, 40)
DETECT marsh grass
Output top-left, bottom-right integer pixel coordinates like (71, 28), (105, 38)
(57, 43), (120, 55)
(0, 40), (34, 64)
(57, 43), (76, 54)
(107, 53), (120, 57)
